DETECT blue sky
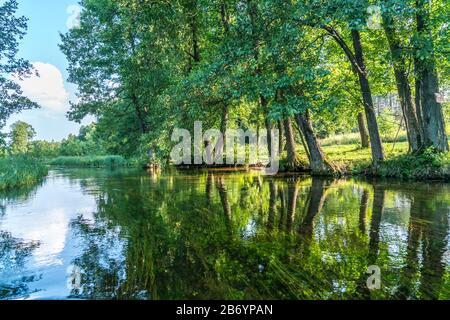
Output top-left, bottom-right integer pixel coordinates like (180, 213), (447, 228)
(3, 0), (93, 141)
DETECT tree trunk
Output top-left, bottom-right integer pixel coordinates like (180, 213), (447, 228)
(414, 61), (424, 130)
(278, 120), (284, 156)
(351, 30), (384, 165)
(415, 0), (449, 151)
(320, 25), (384, 164)
(357, 112), (370, 148)
(283, 117), (298, 171)
(206, 172), (214, 204)
(260, 96), (273, 158)
(382, 10), (423, 153)
(394, 67), (423, 152)
(131, 92), (148, 134)
(216, 176), (231, 227)
(267, 181), (277, 230)
(286, 180), (299, 232)
(298, 178), (327, 243)
(358, 189), (370, 234)
(219, 103), (229, 157)
(190, 16), (200, 63)
(295, 112), (336, 174)
(278, 186), (286, 231)
(369, 185), (385, 265)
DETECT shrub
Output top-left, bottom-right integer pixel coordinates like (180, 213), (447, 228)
(49, 155), (129, 167)
(378, 148), (450, 180)
(0, 157), (48, 190)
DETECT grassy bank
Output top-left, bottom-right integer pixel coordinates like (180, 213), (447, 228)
(49, 155), (131, 167)
(316, 137), (450, 180)
(0, 157), (48, 190)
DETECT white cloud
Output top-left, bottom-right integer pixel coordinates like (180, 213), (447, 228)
(14, 62), (70, 112)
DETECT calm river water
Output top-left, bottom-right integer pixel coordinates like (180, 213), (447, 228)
(0, 168), (449, 299)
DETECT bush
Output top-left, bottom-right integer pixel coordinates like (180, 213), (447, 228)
(0, 157), (48, 190)
(28, 140), (61, 158)
(378, 148), (450, 180)
(49, 155), (129, 167)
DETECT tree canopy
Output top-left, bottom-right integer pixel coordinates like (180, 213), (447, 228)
(59, 0), (449, 172)
(0, 0), (38, 128)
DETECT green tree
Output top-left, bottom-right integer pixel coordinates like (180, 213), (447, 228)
(9, 121), (35, 155)
(413, 0), (449, 152)
(59, 0), (449, 173)
(0, 133), (7, 156)
(28, 140), (60, 158)
(0, 0), (39, 128)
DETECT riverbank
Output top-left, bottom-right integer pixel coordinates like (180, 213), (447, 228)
(50, 136), (450, 180)
(0, 157), (48, 190)
(174, 139), (450, 180)
(49, 155), (135, 167)
(292, 140), (450, 180)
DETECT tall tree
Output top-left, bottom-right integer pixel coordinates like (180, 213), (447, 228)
(0, 0), (38, 128)
(9, 121), (35, 155)
(381, 1), (423, 153)
(413, 0), (449, 151)
(295, 0), (385, 166)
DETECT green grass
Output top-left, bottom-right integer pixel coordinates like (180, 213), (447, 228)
(316, 134), (450, 180)
(0, 157), (48, 190)
(378, 149), (450, 180)
(49, 155), (130, 167)
(321, 131), (409, 147)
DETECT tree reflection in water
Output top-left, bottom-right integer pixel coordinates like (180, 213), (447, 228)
(2, 169), (449, 300)
(0, 183), (44, 299)
(0, 231), (40, 299)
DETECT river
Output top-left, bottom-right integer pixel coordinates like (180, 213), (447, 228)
(0, 168), (449, 299)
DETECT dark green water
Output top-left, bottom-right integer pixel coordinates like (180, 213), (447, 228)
(0, 168), (449, 300)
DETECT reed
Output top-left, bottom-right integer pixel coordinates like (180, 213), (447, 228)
(0, 157), (48, 190)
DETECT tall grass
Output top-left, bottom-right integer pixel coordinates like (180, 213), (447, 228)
(49, 155), (129, 167)
(0, 157), (48, 190)
(321, 127), (450, 147)
(320, 131), (409, 146)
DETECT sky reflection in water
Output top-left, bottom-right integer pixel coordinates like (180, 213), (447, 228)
(0, 168), (449, 300)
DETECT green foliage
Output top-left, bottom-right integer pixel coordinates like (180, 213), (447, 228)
(59, 124), (106, 156)
(0, 133), (7, 156)
(378, 148), (450, 180)
(49, 155), (129, 168)
(55, 0), (449, 172)
(0, 0), (39, 128)
(9, 121), (36, 155)
(0, 157), (48, 190)
(28, 140), (60, 159)
(377, 108), (401, 140)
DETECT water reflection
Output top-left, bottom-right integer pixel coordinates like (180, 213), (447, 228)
(0, 169), (449, 300)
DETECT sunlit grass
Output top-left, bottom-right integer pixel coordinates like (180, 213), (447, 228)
(318, 135), (450, 179)
(323, 141), (409, 171)
(321, 131), (409, 147)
